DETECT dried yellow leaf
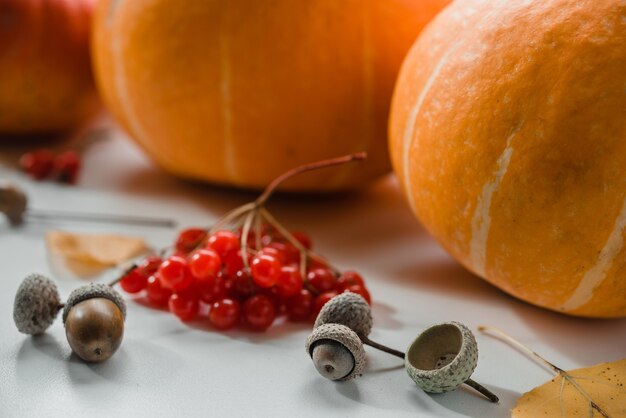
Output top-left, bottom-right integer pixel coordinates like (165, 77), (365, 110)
(46, 231), (147, 266)
(513, 359), (626, 418)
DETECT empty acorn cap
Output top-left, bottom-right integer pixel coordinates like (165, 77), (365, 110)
(305, 323), (366, 381)
(405, 321), (478, 393)
(13, 274), (61, 335)
(314, 292), (372, 338)
(62, 283), (126, 323)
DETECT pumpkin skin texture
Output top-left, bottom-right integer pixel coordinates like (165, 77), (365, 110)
(92, 0), (449, 191)
(389, 0), (626, 318)
(0, 0), (99, 135)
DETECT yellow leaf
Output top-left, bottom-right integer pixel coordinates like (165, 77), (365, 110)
(46, 231), (147, 266)
(513, 359), (626, 418)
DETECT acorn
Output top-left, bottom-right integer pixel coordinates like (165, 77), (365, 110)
(0, 183), (27, 226)
(314, 292), (372, 338)
(63, 283), (126, 362)
(314, 292), (404, 358)
(13, 274), (61, 335)
(405, 321), (498, 402)
(305, 323), (366, 381)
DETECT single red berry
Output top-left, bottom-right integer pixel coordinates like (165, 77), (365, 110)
(207, 230), (240, 257)
(257, 246), (288, 265)
(209, 298), (241, 330)
(232, 270), (256, 300)
(276, 266), (303, 298)
(313, 291), (339, 318)
(243, 294), (276, 331)
(195, 273), (228, 304)
(52, 150), (81, 184)
(189, 249), (221, 279)
(175, 228), (207, 254)
(19, 149), (54, 180)
(266, 242), (299, 264)
(158, 256), (193, 291)
(138, 256), (162, 277)
(222, 249), (245, 277)
(344, 285), (371, 304)
(168, 291), (199, 321)
(286, 289), (314, 321)
(290, 231), (312, 250)
(258, 286), (282, 311)
(250, 254), (282, 288)
(146, 274), (172, 306)
(119, 267), (147, 294)
(336, 271), (365, 292)
(307, 268), (336, 293)
(308, 257), (329, 270)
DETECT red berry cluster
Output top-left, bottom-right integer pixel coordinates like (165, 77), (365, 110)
(19, 149), (81, 184)
(118, 226), (371, 332)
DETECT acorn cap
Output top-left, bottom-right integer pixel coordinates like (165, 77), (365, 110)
(305, 323), (366, 381)
(62, 283), (126, 323)
(13, 274), (61, 335)
(314, 292), (372, 338)
(405, 321), (478, 393)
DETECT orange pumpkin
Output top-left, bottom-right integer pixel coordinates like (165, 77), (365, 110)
(389, 0), (626, 318)
(0, 0), (99, 135)
(92, 0), (449, 191)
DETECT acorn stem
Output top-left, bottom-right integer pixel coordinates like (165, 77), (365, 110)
(464, 378), (499, 403)
(361, 336), (405, 359)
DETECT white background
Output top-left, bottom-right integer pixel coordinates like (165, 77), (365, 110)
(1, 127), (625, 417)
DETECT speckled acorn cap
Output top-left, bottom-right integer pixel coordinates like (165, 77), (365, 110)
(314, 292), (372, 338)
(13, 274), (61, 335)
(62, 283), (126, 323)
(405, 321), (478, 393)
(305, 323), (366, 381)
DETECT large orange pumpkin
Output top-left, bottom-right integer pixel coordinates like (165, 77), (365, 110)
(93, 0), (449, 191)
(389, 0), (626, 318)
(0, 0), (99, 135)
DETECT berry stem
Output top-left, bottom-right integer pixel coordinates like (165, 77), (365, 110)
(240, 210), (256, 272)
(260, 207), (309, 279)
(254, 213), (262, 250)
(209, 202), (256, 235)
(254, 152), (367, 207)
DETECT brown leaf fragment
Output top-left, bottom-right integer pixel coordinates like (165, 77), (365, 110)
(46, 230), (147, 266)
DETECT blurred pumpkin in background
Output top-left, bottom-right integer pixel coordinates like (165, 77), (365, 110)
(93, 0), (449, 191)
(0, 0), (100, 135)
(389, 0), (626, 318)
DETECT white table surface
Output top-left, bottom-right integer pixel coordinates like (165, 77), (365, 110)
(1, 126), (625, 418)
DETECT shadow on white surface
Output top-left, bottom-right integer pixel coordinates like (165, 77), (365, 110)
(370, 301), (403, 330)
(17, 333), (67, 361)
(510, 302), (626, 366)
(390, 257), (503, 301)
(424, 384), (520, 418)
